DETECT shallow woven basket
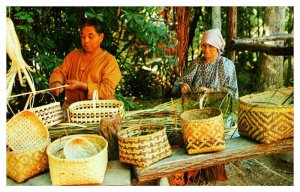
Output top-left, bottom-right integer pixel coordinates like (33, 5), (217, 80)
(6, 110), (49, 152)
(181, 107), (225, 154)
(47, 134), (108, 186)
(117, 124), (172, 168)
(69, 91), (124, 124)
(7, 138), (50, 183)
(28, 93), (64, 127)
(64, 136), (98, 159)
(238, 87), (294, 144)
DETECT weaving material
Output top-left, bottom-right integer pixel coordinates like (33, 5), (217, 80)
(47, 134), (108, 185)
(6, 139), (50, 183)
(181, 108), (225, 154)
(118, 124), (172, 168)
(238, 87), (294, 144)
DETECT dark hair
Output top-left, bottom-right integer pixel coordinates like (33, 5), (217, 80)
(80, 17), (104, 34)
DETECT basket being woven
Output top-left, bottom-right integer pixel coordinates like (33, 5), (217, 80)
(28, 93), (64, 127)
(7, 138), (50, 183)
(69, 91), (124, 124)
(6, 110), (49, 152)
(181, 108), (225, 154)
(238, 87), (294, 144)
(47, 134), (108, 185)
(118, 124), (172, 168)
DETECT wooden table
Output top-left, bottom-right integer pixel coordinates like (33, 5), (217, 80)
(133, 136), (293, 182)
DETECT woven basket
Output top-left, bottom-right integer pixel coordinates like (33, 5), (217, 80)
(64, 136), (98, 159)
(47, 134), (108, 185)
(180, 108), (225, 154)
(6, 110), (49, 152)
(117, 124), (172, 168)
(69, 91), (124, 124)
(238, 87), (294, 144)
(7, 138), (50, 183)
(28, 92), (64, 127)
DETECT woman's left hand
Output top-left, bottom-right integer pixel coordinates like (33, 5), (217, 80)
(198, 87), (213, 94)
(65, 79), (88, 91)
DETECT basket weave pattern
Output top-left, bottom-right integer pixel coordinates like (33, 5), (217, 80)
(118, 124), (172, 168)
(29, 102), (64, 127)
(238, 87), (294, 144)
(6, 111), (49, 152)
(69, 100), (124, 124)
(7, 139), (50, 183)
(181, 108), (225, 154)
(47, 134), (108, 185)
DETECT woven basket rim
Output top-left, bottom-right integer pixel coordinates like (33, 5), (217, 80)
(239, 87), (293, 108)
(180, 107), (222, 122)
(47, 134), (107, 162)
(29, 101), (62, 111)
(117, 124), (166, 140)
(69, 99), (124, 108)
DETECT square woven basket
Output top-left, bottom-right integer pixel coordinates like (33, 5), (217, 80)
(117, 124), (172, 168)
(46, 134), (108, 185)
(180, 107), (225, 154)
(6, 110), (50, 182)
(238, 87), (294, 144)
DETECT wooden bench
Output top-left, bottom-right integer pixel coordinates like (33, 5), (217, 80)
(7, 160), (131, 186)
(133, 136), (293, 182)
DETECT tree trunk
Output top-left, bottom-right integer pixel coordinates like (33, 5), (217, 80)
(212, 7), (221, 30)
(257, 7), (286, 90)
(227, 7), (237, 62)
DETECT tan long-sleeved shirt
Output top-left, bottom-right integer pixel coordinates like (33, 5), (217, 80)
(50, 48), (121, 108)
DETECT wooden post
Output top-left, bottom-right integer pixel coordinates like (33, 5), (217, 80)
(227, 7), (237, 63)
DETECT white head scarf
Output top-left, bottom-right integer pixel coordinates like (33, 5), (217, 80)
(200, 28), (225, 52)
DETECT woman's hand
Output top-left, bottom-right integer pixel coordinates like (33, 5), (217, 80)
(198, 87), (213, 94)
(180, 83), (191, 94)
(49, 81), (64, 96)
(65, 79), (88, 91)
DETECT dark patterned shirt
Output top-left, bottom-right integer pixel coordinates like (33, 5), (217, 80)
(172, 56), (238, 98)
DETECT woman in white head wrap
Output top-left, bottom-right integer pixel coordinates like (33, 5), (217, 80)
(172, 28), (238, 98)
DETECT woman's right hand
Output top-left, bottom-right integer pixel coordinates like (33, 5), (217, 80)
(49, 81), (64, 96)
(180, 83), (191, 94)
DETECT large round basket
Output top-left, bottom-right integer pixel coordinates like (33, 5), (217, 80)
(180, 107), (225, 154)
(46, 134), (108, 186)
(7, 138), (50, 183)
(117, 124), (172, 168)
(238, 87), (293, 144)
(6, 110), (49, 152)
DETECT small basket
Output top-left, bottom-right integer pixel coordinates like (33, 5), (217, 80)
(238, 87), (294, 144)
(28, 92), (64, 127)
(6, 138), (50, 183)
(117, 124), (172, 168)
(180, 108), (225, 154)
(69, 91), (124, 124)
(47, 134), (108, 185)
(6, 110), (49, 152)
(64, 136), (98, 159)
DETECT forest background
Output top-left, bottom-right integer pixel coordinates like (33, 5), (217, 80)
(5, 6), (294, 114)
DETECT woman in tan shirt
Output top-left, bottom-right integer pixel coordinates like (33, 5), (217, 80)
(49, 18), (121, 109)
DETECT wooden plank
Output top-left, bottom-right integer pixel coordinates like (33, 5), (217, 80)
(133, 137), (293, 182)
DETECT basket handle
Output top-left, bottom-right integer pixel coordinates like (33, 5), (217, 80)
(92, 90), (98, 109)
(29, 92), (57, 109)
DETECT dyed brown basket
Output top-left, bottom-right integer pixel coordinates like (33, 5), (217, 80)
(180, 108), (225, 154)
(238, 87), (294, 144)
(47, 134), (108, 185)
(7, 138), (50, 183)
(117, 124), (172, 168)
(28, 93), (64, 127)
(69, 91), (124, 124)
(6, 110), (49, 152)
